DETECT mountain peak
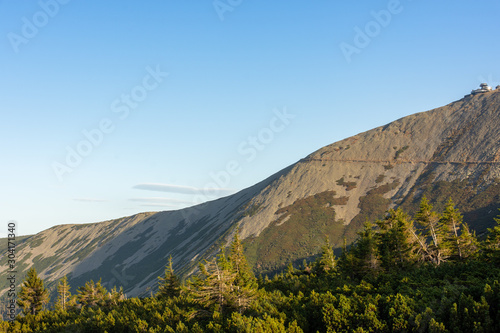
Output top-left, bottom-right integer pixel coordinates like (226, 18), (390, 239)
(2, 90), (500, 298)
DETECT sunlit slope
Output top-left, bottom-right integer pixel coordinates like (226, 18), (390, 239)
(2, 90), (500, 298)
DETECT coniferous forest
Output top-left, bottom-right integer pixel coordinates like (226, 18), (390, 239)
(2, 198), (500, 332)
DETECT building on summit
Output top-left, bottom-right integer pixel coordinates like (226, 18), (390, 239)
(471, 83), (492, 95)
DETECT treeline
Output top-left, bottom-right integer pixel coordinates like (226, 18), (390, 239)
(1, 197), (500, 332)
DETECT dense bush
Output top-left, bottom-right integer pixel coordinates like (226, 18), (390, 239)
(2, 202), (500, 332)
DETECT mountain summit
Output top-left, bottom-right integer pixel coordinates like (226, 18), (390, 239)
(2, 89), (500, 298)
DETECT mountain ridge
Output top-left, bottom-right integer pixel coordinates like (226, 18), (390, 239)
(2, 89), (500, 299)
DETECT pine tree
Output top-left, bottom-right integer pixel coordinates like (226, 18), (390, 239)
(414, 196), (445, 265)
(56, 276), (71, 311)
(157, 256), (181, 299)
(77, 279), (109, 308)
(17, 268), (50, 316)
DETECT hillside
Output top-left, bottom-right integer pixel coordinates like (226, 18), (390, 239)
(2, 89), (500, 299)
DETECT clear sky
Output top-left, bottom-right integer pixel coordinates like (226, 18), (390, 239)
(1, 0), (499, 236)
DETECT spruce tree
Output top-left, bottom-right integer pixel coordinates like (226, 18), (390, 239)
(349, 221), (380, 277)
(415, 196), (445, 265)
(189, 251), (236, 316)
(376, 208), (420, 270)
(17, 267), (50, 316)
(229, 232), (257, 313)
(338, 237), (356, 276)
(77, 279), (109, 308)
(484, 210), (500, 261)
(56, 276), (71, 311)
(439, 198), (463, 259)
(157, 255), (181, 299)
(108, 286), (126, 307)
(440, 199), (478, 260)
(458, 223), (479, 259)
(319, 236), (337, 273)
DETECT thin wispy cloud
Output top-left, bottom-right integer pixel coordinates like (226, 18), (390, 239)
(139, 204), (178, 208)
(129, 197), (194, 205)
(73, 198), (108, 203)
(132, 183), (235, 196)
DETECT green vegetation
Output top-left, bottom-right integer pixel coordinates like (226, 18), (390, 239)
(55, 276), (71, 311)
(394, 145), (409, 159)
(344, 180), (400, 241)
(28, 237), (45, 249)
(2, 198), (500, 332)
(51, 233), (68, 248)
(336, 177), (357, 191)
(242, 204), (262, 218)
(399, 174), (500, 234)
(244, 191), (348, 274)
(157, 256), (181, 299)
(16, 268), (50, 316)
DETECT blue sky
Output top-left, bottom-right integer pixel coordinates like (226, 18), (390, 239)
(1, 0), (499, 236)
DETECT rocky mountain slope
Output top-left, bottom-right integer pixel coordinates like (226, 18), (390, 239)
(2, 89), (500, 300)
